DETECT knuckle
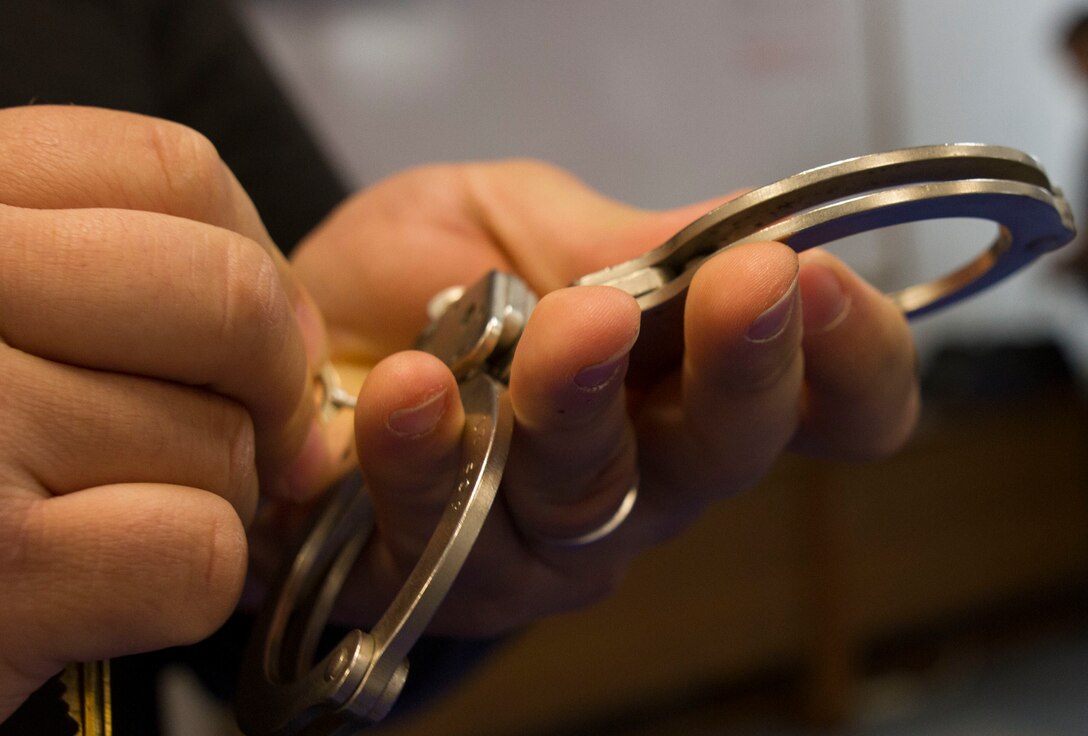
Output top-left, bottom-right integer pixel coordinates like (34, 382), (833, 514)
(143, 118), (233, 223)
(463, 157), (576, 202)
(0, 497), (40, 591)
(220, 403), (259, 519)
(470, 157), (562, 180)
(495, 157), (565, 177)
(163, 500), (247, 644)
(216, 240), (292, 354)
(197, 504), (248, 606)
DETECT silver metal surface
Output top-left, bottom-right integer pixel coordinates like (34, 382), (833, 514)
(238, 144), (1074, 734)
(533, 485), (639, 547)
(238, 279), (520, 736)
(316, 363), (357, 422)
(415, 270), (537, 384)
(575, 143), (1074, 379)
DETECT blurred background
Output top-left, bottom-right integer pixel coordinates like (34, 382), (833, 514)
(238, 0), (1088, 376)
(221, 1), (1088, 733)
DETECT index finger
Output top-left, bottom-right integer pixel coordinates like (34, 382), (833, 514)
(0, 106), (326, 357)
(0, 106), (271, 249)
(789, 249), (920, 459)
(0, 106), (333, 497)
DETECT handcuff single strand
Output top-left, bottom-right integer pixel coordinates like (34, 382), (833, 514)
(236, 143), (1075, 735)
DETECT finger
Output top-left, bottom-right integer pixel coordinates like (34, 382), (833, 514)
(790, 249), (919, 459)
(0, 105), (309, 306)
(0, 204), (323, 499)
(0, 486), (247, 723)
(462, 159), (736, 289)
(501, 286), (642, 543)
(332, 351), (467, 626)
(0, 105), (334, 496)
(345, 342), (631, 637)
(291, 164), (523, 363)
(1, 347), (258, 521)
(352, 351), (465, 558)
(0, 103), (333, 365)
(291, 160), (731, 361)
(637, 241), (804, 513)
(0, 106), (270, 251)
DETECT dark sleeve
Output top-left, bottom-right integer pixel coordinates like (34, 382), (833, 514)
(0, 0), (349, 252)
(150, 0), (350, 251)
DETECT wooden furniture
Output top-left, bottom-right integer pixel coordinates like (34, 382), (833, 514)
(374, 389), (1088, 735)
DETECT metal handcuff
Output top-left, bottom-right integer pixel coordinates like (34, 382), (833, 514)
(235, 143), (1075, 735)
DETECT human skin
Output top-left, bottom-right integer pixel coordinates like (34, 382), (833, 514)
(290, 160), (919, 635)
(0, 105), (336, 720)
(0, 105), (918, 720)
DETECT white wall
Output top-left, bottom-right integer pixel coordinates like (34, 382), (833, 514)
(241, 0), (1088, 374)
(890, 0), (1088, 368)
(241, 0), (876, 199)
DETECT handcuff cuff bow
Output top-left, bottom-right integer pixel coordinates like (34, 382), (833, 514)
(236, 143), (1075, 735)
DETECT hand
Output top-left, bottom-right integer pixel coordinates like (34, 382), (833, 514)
(292, 160), (919, 636)
(0, 106), (337, 720)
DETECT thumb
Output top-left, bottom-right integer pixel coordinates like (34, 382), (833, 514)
(0, 486), (247, 722)
(463, 159), (740, 288)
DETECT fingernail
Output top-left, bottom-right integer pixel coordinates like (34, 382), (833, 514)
(800, 262), (850, 334)
(746, 275), (799, 343)
(574, 352), (630, 392)
(387, 388), (448, 437)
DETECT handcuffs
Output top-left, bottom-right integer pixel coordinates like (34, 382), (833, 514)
(235, 144), (1075, 735)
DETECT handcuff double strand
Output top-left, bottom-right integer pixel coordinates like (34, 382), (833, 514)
(236, 143), (1075, 735)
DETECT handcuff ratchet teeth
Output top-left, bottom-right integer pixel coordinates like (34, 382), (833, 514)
(237, 144), (1074, 734)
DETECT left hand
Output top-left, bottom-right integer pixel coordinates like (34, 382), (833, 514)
(289, 159), (919, 636)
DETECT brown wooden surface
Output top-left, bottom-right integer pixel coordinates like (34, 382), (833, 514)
(373, 392), (1088, 736)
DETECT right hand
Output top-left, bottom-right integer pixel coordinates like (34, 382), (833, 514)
(290, 160), (919, 637)
(0, 105), (336, 721)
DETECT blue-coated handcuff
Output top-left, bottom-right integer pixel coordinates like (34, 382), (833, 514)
(236, 144), (1076, 735)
